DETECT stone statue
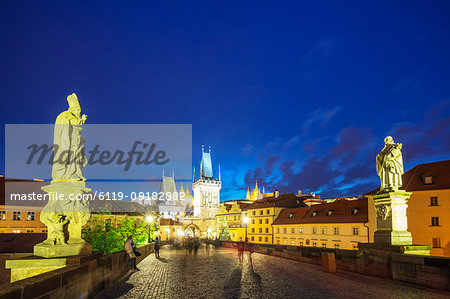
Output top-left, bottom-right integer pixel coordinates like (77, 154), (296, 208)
(35, 93), (92, 257)
(52, 93), (88, 182)
(376, 136), (404, 193)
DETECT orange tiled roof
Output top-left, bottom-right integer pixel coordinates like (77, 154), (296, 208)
(273, 198), (368, 225)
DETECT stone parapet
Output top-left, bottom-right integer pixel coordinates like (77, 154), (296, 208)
(0, 243), (155, 299)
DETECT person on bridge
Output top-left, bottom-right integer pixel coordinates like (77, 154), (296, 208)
(237, 238), (245, 264)
(124, 236), (138, 272)
(154, 237), (161, 258)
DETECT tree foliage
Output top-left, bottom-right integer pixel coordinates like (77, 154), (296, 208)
(82, 211), (155, 254)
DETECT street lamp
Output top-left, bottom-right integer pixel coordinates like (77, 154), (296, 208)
(146, 215), (154, 243)
(243, 216), (249, 242)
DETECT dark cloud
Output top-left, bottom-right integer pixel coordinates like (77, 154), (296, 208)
(242, 101), (450, 198)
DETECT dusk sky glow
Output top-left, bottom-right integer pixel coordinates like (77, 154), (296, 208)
(1, 1), (450, 201)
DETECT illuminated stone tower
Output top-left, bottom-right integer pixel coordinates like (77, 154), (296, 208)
(192, 146), (221, 219)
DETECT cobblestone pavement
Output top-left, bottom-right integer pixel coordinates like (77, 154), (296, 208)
(96, 245), (449, 299)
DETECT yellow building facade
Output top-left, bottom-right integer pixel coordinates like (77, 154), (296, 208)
(246, 193), (307, 244)
(216, 200), (249, 241)
(273, 198), (376, 250)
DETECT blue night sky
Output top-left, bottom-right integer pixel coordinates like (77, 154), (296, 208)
(1, 1), (450, 201)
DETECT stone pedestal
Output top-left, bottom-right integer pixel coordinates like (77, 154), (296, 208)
(372, 191), (413, 246)
(34, 181), (92, 258)
(34, 243), (92, 258)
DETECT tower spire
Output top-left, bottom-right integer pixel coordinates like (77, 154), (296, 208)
(162, 169), (165, 177)
(218, 164), (221, 181)
(193, 167), (195, 182)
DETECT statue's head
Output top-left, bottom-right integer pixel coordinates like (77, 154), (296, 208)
(384, 136), (394, 144)
(67, 93), (81, 115)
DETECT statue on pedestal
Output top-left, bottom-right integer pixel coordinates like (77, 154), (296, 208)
(376, 136), (404, 193)
(35, 93), (92, 257)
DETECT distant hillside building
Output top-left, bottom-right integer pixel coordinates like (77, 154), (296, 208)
(192, 146), (221, 219)
(246, 181), (273, 201)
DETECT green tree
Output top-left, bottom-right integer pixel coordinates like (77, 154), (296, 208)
(82, 212), (151, 254)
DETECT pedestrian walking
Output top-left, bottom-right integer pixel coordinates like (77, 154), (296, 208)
(154, 237), (161, 258)
(124, 236), (138, 272)
(237, 238), (244, 264)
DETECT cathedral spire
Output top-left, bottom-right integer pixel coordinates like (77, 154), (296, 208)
(246, 187), (250, 200)
(193, 167), (195, 182)
(218, 164), (221, 181)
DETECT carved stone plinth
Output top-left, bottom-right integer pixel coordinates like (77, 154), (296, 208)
(372, 191), (413, 245)
(35, 181), (92, 258)
(34, 243), (92, 258)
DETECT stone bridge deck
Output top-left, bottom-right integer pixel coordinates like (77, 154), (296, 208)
(96, 245), (449, 299)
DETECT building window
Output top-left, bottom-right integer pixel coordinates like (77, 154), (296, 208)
(311, 211), (317, 217)
(423, 175), (434, 185)
(251, 236), (254, 241)
(42, 229), (47, 233)
(283, 240), (287, 244)
(259, 237), (262, 241)
(322, 242), (327, 248)
(12, 229), (20, 233)
(327, 210), (333, 216)
(265, 237), (268, 242)
(312, 227), (317, 234)
(353, 227), (359, 235)
(352, 244), (358, 250)
(251, 228), (255, 233)
(266, 209), (270, 215)
(265, 228), (269, 233)
(299, 241), (303, 246)
(259, 219), (262, 224)
(312, 242), (317, 247)
(299, 227), (303, 234)
(288, 213), (294, 218)
(277, 228), (280, 233)
(259, 228), (262, 233)
(334, 227), (340, 235)
(252, 211), (255, 215)
(432, 238), (441, 248)
(252, 219), (255, 224)
(0, 211), (5, 220)
(431, 217), (439, 226)
(265, 219), (269, 224)
(430, 197), (438, 206)
(234, 215), (236, 220)
(334, 243), (340, 249)
(260, 210), (263, 215)
(13, 211), (21, 221)
(283, 228), (287, 233)
(27, 229), (34, 233)
(321, 227), (326, 234)
(291, 241), (295, 246)
(351, 208), (359, 215)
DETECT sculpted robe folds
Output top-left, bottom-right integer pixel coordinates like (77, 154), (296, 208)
(376, 136), (404, 192)
(52, 104), (87, 182)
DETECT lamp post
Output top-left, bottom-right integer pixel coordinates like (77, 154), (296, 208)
(146, 215), (154, 243)
(243, 216), (249, 242)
